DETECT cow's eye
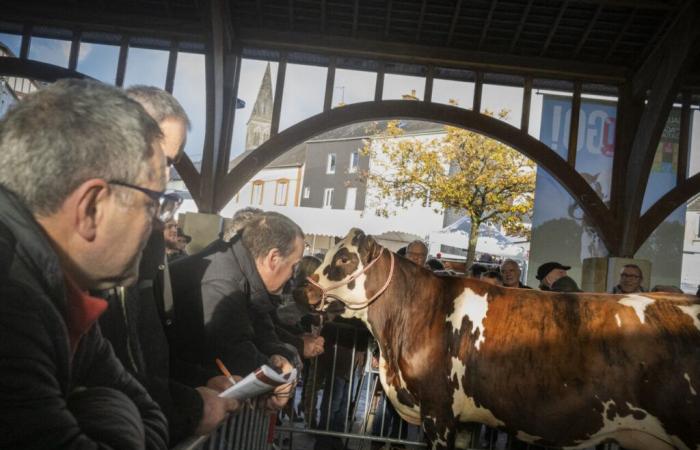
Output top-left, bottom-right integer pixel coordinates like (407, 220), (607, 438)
(338, 256), (349, 264)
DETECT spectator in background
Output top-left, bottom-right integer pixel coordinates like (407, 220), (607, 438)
(651, 285), (684, 294)
(0, 79), (168, 449)
(222, 206), (264, 242)
(469, 263), (488, 279)
(500, 259), (531, 289)
(176, 228), (191, 256)
(481, 270), (503, 286)
(426, 258), (445, 272)
(536, 262), (582, 292)
(405, 240), (429, 267)
(612, 264), (645, 294)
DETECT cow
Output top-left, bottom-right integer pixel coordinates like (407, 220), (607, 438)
(304, 228), (700, 450)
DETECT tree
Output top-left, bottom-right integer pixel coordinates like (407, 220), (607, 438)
(360, 113), (536, 269)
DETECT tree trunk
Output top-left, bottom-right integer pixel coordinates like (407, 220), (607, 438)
(465, 218), (480, 271)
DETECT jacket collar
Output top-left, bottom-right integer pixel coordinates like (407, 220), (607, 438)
(0, 186), (65, 304)
(229, 235), (277, 313)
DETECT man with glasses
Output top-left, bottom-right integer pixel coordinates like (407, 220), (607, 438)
(612, 264), (645, 294)
(99, 86), (239, 446)
(0, 79), (168, 449)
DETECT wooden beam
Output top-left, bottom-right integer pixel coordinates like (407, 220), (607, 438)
(424, 65), (434, 103)
(509, 0), (533, 53)
(636, 171), (700, 250)
(352, 0), (359, 38)
(677, 91), (691, 185)
(447, 0), (463, 47)
(541, 0), (569, 57)
(619, 1), (700, 255)
(521, 77), (532, 133)
(257, 0), (263, 26)
(115, 35), (129, 87)
(375, 62), (385, 102)
(164, 39), (179, 94)
(478, 0), (497, 50)
(323, 56), (336, 111)
(20, 23), (31, 60)
(199, 0), (239, 213)
(320, 0), (326, 34)
(604, 9), (635, 62)
(68, 29), (81, 71)
(576, 0), (673, 10)
(0, 56), (90, 81)
(635, 10), (673, 68)
(384, 0), (393, 37)
(270, 54), (287, 136)
(237, 28), (628, 83)
(161, 0), (172, 18)
(573, 4), (601, 58)
(567, 81), (582, 167)
(416, 0), (428, 42)
(288, 0), (294, 31)
(473, 71), (483, 113)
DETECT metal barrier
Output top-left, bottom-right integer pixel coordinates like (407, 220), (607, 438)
(173, 405), (274, 450)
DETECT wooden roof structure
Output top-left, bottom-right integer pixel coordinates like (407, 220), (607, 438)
(1, 0), (700, 258)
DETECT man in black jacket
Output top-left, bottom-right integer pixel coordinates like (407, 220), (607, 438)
(99, 86), (239, 445)
(171, 211), (304, 410)
(0, 80), (168, 449)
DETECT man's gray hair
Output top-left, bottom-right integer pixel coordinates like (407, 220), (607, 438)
(223, 207), (264, 242)
(407, 240), (428, 252)
(501, 259), (521, 270)
(240, 211), (304, 259)
(0, 79), (162, 215)
(126, 85), (191, 129)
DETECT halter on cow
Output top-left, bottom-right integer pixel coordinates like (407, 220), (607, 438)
(305, 228), (700, 450)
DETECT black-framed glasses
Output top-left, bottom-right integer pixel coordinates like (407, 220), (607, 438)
(109, 180), (182, 222)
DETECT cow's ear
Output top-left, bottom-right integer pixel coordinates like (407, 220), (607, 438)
(362, 234), (381, 261)
(334, 236), (342, 245)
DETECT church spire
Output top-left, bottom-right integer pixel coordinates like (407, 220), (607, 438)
(246, 63), (274, 150)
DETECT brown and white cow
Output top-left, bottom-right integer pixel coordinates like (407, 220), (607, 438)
(305, 228), (700, 450)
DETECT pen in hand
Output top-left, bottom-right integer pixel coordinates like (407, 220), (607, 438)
(215, 358), (237, 387)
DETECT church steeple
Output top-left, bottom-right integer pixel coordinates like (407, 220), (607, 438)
(245, 63), (273, 150)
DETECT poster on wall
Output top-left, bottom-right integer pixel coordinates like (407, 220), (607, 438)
(528, 94), (685, 289)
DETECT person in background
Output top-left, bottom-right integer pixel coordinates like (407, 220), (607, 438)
(99, 85), (239, 446)
(0, 79), (168, 449)
(175, 228), (192, 257)
(222, 206), (264, 242)
(163, 219), (181, 261)
(611, 264), (645, 294)
(469, 263), (488, 279)
(500, 259), (531, 289)
(405, 240), (429, 267)
(536, 262), (582, 292)
(651, 285), (684, 294)
(480, 270), (503, 286)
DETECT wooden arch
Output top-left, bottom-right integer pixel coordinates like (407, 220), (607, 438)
(217, 100), (616, 252)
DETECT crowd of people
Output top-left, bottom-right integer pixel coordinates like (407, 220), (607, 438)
(0, 79), (694, 450)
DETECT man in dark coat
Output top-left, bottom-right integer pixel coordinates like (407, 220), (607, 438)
(170, 211), (304, 411)
(0, 80), (168, 449)
(99, 86), (239, 445)
(536, 261), (582, 292)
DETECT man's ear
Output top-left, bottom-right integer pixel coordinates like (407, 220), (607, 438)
(73, 179), (110, 242)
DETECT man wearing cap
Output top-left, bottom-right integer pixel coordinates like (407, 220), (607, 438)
(536, 261), (582, 292)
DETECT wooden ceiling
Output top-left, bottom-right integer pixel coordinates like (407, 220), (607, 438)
(1, 0), (693, 84)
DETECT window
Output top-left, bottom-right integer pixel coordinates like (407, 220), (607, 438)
(251, 180), (264, 205)
(349, 151), (359, 173)
(323, 188), (334, 208)
(326, 154), (336, 174)
(303, 186), (310, 199)
(275, 179), (289, 206)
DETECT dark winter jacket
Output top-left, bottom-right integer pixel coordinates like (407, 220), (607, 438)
(100, 231), (215, 445)
(170, 235), (299, 376)
(0, 186), (168, 449)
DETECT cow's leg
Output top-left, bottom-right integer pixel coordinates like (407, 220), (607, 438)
(422, 415), (456, 450)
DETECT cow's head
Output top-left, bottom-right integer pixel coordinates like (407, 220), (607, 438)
(306, 228), (382, 318)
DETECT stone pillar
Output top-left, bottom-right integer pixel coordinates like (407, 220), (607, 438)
(581, 257), (651, 293)
(179, 212), (223, 254)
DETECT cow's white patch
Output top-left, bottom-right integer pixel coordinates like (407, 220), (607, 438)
(446, 288), (489, 350)
(677, 305), (700, 331)
(449, 357), (504, 427)
(684, 373), (697, 396)
(618, 295), (655, 324)
(377, 355), (421, 425)
(615, 313), (622, 327)
(516, 431), (543, 443)
(578, 399), (680, 450)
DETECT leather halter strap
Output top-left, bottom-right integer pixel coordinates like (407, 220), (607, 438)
(306, 247), (395, 311)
